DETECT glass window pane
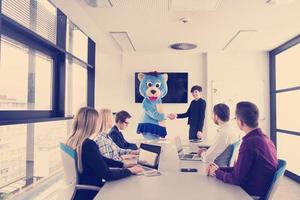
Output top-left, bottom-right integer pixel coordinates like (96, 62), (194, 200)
(66, 20), (88, 62)
(276, 90), (300, 132)
(0, 120), (71, 197)
(34, 120), (69, 177)
(277, 133), (300, 176)
(34, 53), (53, 110)
(0, 124), (27, 194)
(276, 44), (300, 90)
(65, 59), (87, 116)
(0, 37), (53, 110)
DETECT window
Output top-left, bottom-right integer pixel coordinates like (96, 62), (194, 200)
(0, 125), (26, 191)
(275, 44), (300, 90)
(65, 58), (88, 116)
(0, 120), (71, 198)
(0, 1), (95, 198)
(66, 19), (88, 62)
(277, 133), (300, 176)
(270, 36), (300, 182)
(276, 90), (300, 132)
(0, 37), (53, 110)
(2, 0), (57, 44)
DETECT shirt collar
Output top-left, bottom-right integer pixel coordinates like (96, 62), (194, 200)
(242, 128), (262, 140)
(217, 123), (229, 133)
(112, 125), (119, 131)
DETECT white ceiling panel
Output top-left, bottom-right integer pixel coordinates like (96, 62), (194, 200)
(51, 0), (300, 53)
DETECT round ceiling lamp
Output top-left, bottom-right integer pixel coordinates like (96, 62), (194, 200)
(169, 43), (197, 50)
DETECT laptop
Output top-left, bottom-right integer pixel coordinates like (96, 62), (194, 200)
(175, 136), (202, 161)
(136, 143), (161, 175)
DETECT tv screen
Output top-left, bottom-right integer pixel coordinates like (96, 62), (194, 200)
(135, 72), (188, 103)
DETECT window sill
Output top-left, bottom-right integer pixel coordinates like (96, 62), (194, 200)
(0, 116), (73, 126)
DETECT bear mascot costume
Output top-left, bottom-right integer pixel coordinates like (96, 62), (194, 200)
(136, 71), (168, 140)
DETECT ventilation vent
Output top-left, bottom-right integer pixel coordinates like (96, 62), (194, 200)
(110, 32), (136, 51)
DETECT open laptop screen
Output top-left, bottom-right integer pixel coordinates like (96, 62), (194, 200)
(138, 143), (161, 169)
(138, 149), (158, 168)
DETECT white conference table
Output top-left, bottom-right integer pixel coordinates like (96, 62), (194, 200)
(94, 139), (252, 200)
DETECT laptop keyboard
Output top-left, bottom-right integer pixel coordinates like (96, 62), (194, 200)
(141, 166), (155, 171)
(183, 154), (194, 159)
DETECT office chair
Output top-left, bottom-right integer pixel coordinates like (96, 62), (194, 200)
(214, 139), (241, 167)
(263, 159), (287, 200)
(229, 139), (241, 167)
(252, 159), (287, 200)
(57, 143), (100, 200)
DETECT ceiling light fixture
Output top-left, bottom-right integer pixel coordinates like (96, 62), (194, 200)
(266, 0), (294, 4)
(85, 0), (98, 7)
(170, 43), (197, 50)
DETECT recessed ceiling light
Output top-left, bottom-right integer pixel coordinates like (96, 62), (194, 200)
(169, 43), (197, 50)
(84, 0), (113, 7)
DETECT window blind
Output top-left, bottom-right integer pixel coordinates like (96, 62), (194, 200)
(2, 0), (57, 44)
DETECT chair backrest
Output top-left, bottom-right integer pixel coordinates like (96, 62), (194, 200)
(229, 139), (241, 167)
(264, 159), (287, 200)
(214, 144), (234, 167)
(60, 143), (78, 185)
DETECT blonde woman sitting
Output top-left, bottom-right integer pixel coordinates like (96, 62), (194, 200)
(65, 107), (143, 200)
(93, 109), (139, 161)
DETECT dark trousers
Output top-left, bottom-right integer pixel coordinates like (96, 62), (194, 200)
(188, 126), (198, 140)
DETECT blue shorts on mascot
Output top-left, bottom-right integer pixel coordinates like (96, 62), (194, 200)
(136, 71), (168, 140)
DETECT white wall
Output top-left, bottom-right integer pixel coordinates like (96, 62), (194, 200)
(120, 52), (206, 141)
(95, 49), (123, 111)
(206, 51), (270, 140)
(95, 50), (270, 142)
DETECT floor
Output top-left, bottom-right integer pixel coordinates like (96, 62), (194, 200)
(273, 176), (300, 200)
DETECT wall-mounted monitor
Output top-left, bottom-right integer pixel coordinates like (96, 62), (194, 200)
(135, 72), (188, 103)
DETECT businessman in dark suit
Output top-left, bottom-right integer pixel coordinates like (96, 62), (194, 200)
(168, 85), (206, 140)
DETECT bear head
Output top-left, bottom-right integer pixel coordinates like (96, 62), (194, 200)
(138, 71), (168, 102)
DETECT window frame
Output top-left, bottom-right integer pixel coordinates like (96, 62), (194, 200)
(0, 2), (96, 196)
(270, 34), (300, 183)
(0, 15), (59, 121)
(0, 5), (95, 125)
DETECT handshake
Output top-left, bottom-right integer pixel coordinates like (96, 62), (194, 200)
(167, 113), (177, 120)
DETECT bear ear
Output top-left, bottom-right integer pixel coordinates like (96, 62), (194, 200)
(138, 73), (144, 81)
(162, 73), (168, 82)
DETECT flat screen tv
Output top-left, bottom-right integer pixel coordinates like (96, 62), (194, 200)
(135, 72), (188, 103)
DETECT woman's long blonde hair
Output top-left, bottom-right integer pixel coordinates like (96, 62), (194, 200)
(66, 107), (99, 173)
(98, 109), (114, 134)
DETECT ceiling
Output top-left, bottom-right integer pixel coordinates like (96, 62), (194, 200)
(50, 0), (300, 54)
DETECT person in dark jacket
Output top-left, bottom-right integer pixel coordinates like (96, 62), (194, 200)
(65, 107), (143, 200)
(168, 85), (206, 140)
(109, 110), (138, 150)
